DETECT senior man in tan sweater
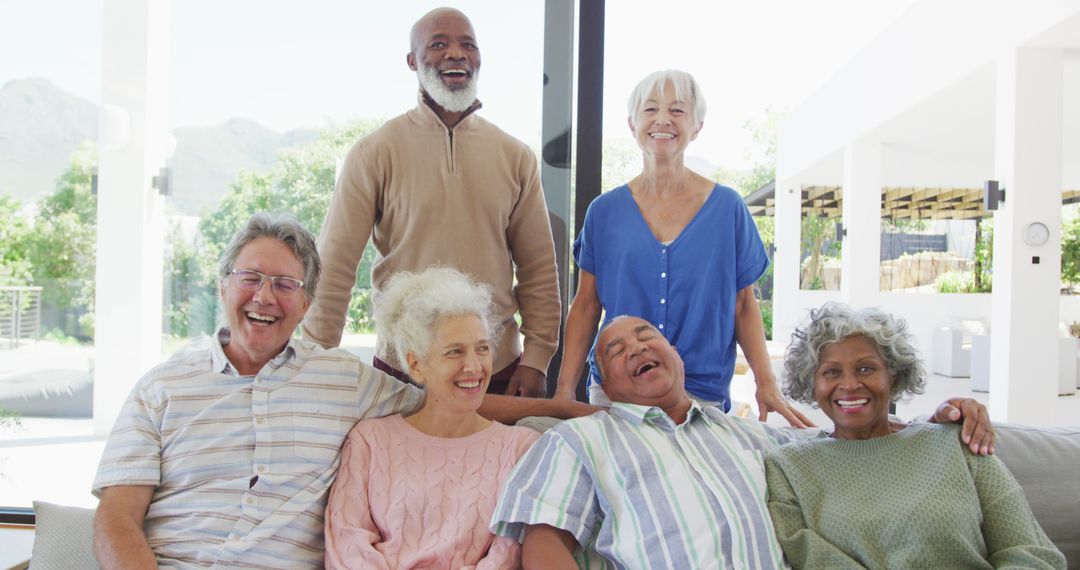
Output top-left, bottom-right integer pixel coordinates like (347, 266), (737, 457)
(303, 7), (560, 398)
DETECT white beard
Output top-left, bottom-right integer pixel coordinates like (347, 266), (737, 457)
(418, 64), (479, 113)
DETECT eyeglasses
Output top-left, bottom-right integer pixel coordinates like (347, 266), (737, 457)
(230, 269), (306, 297)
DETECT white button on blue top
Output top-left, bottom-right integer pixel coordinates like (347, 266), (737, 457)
(661, 272), (667, 278)
(660, 299), (666, 304)
(659, 324), (665, 330)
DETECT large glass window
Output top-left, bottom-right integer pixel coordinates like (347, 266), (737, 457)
(1, 0), (546, 513)
(798, 186), (843, 290)
(164, 0), (546, 358)
(879, 187), (993, 294)
(0, 1), (103, 509)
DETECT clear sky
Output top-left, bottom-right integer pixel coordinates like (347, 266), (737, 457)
(1, 0), (917, 169)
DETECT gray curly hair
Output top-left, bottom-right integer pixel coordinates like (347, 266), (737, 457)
(783, 302), (926, 404)
(373, 267), (500, 371)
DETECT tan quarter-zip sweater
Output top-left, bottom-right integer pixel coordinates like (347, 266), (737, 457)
(302, 96), (561, 374)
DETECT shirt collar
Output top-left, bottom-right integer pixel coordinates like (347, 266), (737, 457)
(610, 399), (707, 428)
(210, 327), (298, 376)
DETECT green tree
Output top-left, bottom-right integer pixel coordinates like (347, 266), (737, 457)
(168, 119), (386, 337)
(723, 106), (781, 197)
(600, 137), (640, 193)
(25, 142), (98, 331)
(800, 214), (840, 290)
(971, 218), (993, 293)
(164, 220), (218, 337)
(0, 194), (33, 286)
(1062, 215), (1080, 292)
(708, 109), (786, 336)
(198, 119), (383, 269)
(716, 109), (783, 301)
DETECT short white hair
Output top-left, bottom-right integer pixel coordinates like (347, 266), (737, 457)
(373, 267), (499, 370)
(626, 69), (706, 128)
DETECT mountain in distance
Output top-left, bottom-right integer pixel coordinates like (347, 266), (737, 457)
(0, 78), (318, 215)
(169, 118), (317, 214)
(0, 78), (98, 204)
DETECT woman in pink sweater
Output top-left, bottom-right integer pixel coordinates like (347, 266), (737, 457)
(325, 267), (540, 569)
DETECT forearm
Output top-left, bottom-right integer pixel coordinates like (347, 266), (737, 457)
(478, 394), (599, 424)
(555, 293), (602, 399)
(302, 148), (376, 348)
(516, 288), (560, 374)
(734, 286), (774, 384)
(508, 165), (561, 373)
(93, 507), (157, 569)
(523, 524), (578, 570)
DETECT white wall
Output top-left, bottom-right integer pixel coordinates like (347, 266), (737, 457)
(881, 145), (990, 188)
(778, 0), (1080, 178)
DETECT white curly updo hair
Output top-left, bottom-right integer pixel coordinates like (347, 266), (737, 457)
(373, 267), (500, 371)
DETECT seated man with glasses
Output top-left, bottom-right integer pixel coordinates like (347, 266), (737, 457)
(91, 212), (594, 569)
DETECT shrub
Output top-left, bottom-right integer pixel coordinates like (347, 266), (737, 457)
(935, 271), (970, 293)
(348, 288), (375, 333)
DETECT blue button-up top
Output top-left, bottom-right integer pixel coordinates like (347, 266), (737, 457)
(574, 184), (768, 408)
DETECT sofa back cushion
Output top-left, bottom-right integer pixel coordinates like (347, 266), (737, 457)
(994, 423), (1080, 567)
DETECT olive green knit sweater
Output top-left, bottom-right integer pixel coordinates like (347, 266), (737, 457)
(765, 422), (1065, 569)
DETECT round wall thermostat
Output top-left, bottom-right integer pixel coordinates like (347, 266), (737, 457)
(1023, 222), (1049, 246)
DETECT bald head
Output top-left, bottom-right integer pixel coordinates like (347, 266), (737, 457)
(595, 316), (688, 412)
(410, 7), (473, 52)
(407, 7), (481, 119)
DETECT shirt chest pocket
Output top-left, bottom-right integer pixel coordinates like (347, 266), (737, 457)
(255, 382), (357, 473)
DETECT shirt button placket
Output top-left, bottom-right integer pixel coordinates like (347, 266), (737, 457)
(250, 373), (271, 509)
(659, 248), (669, 332)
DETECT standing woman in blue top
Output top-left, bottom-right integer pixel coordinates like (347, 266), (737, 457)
(553, 70), (812, 427)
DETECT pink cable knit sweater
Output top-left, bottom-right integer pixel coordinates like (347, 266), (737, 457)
(325, 414), (540, 569)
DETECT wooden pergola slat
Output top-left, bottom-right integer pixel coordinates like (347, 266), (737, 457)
(745, 183), (1080, 220)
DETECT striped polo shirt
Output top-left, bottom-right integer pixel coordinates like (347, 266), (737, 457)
(93, 329), (423, 569)
(491, 401), (809, 569)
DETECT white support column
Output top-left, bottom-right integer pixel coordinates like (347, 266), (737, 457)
(772, 172), (803, 343)
(94, 0), (171, 435)
(989, 47), (1065, 424)
(840, 140), (883, 309)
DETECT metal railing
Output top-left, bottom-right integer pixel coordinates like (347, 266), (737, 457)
(0, 286), (42, 350)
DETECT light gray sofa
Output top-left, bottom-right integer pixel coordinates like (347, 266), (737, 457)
(28, 422), (1080, 568)
(992, 423), (1080, 568)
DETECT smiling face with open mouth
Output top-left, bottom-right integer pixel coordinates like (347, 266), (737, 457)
(408, 9), (481, 113)
(813, 334), (896, 440)
(629, 82), (702, 161)
(220, 237), (311, 375)
(597, 316), (687, 410)
(409, 313), (493, 417)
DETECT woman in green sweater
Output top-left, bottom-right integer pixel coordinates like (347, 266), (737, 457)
(765, 302), (1065, 569)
